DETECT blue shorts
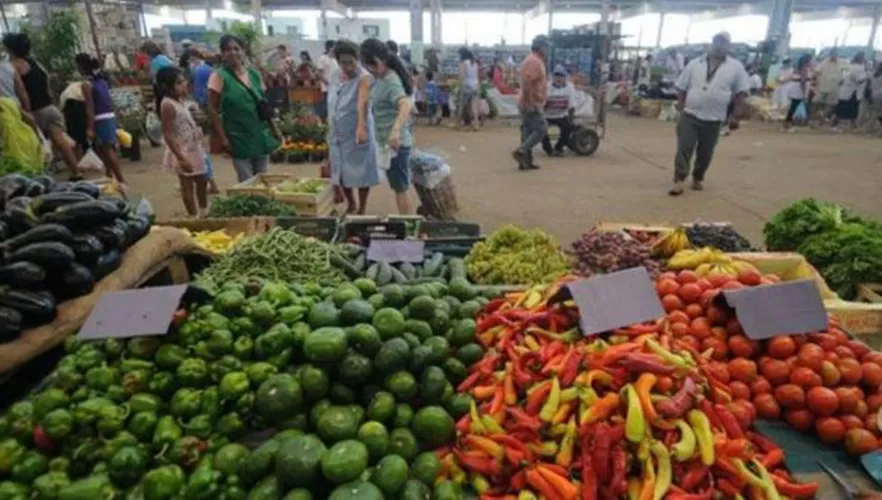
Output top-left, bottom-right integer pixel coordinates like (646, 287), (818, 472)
(387, 146), (412, 193)
(94, 118), (118, 147)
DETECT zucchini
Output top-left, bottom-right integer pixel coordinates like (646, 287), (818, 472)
(99, 196), (129, 214)
(365, 263), (379, 281)
(423, 252), (444, 277)
(2, 223), (73, 251)
(330, 253), (363, 280)
(405, 277), (446, 285)
(398, 262), (416, 280)
(353, 253), (367, 272)
(93, 249), (121, 281)
(42, 200), (122, 229)
(447, 258), (467, 280)
(30, 192), (94, 216)
(7, 241), (76, 269)
(0, 288), (56, 324)
(390, 267), (408, 284)
(0, 220), (8, 241)
(51, 263), (95, 300)
(70, 234), (105, 267)
(0, 306), (22, 342)
(0, 174), (29, 202)
(71, 181), (101, 198)
(91, 224), (127, 250)
(0, 261), (47, 289)
(376, 261), (393, 286)
(24, 180), (46, 197)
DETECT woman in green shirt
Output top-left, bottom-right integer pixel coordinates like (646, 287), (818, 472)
(359, 38), (414, 215)
(207, 34), (281, 182)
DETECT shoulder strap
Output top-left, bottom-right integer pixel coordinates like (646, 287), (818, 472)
(223, 66), (263, 104)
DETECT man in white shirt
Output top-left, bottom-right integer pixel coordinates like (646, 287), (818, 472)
(813, 49), (843, 123)
(670, 32), (749, 195)
(541, 65), (577, 156)
(317, 40), (339, 119)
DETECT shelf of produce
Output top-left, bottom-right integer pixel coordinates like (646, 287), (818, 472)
(226, 173), (292, 197)
(0, 227), (210, 375)
(273, 179), (334, 217)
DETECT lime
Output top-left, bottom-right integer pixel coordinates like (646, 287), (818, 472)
(408, 296), (436, 321)
(393, 404), (414, 429)
(332, 285), (362, 308)
(371, 454), (408, 496)
(317, 406), (360, 443)
(356, 421), (389, 462)
(387, 428), (418, 461)
(340, 299), (375, 326)
(385, 371), (418, 401)
(353, 278), (378, 297)
(373, 308), (407, 340)
(411, 452), (442, 486)
(412, 406), (455, 448)
(347, 323), (383, 357)
(338, 353), (373, 387)
(321, 440), (369, 484)
(366, 391), (396, 423)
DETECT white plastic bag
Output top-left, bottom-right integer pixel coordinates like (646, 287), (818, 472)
(375, 143), (392, 170)
(78, 149), (105, 173)
(793, 102), (807, 122)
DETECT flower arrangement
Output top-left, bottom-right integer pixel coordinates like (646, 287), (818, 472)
(280, 115), (328, 143)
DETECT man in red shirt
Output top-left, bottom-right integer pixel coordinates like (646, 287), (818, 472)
(513, 35), (550, 170)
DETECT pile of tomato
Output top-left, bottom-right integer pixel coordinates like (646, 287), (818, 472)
(656, 267), (882, 457)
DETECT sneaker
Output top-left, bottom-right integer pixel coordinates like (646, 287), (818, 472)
(512, 150), (528, 169)
(691, 180), (704, 191)
(553, 149), (566, 157)
(527, 163), (541, 170)
(668, 181), (684, 196)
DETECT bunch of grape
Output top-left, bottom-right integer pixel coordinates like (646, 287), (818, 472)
(465, 225), (571, 285)
(570, 229), (663, 278)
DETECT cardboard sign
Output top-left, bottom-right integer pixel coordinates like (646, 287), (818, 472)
(77, 285), (189, 340)
(367, 239), (425, 263)
(553, 267), (665, 336)
(720, 279), (828, 340)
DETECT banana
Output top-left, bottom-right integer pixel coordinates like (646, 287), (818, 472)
(651, 228), (690, 258)
(695, 263), (713, 277)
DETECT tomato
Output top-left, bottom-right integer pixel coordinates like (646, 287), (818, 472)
(839, 358), (864, 385)
(662, 294), (684, 313)
(845, 428), (879, 456)
(677, 270), (698, 284)
(825, 351), (841, 363)
(867, 393), (882, 413)
(702, 338), (728, 361)
(806, 386), (840, 417)
(667, 310), (691, 325)
(862, 352), (882, 365)
(695, 278), (712, 291)
(728, 335), (757, 358)
(656, 278), (680, 296)
(728, 358), (758, 383)
(688, 318), (711, 339)
(761, 359), (791, 386)
(658, 271), (677, 282)
(753, 393), (781, 420)
(853, 400), (869, 419)
(677, 334), (700, 351)
(670, 322), (690, 338)
(729, 380), (751, 401)
(819, 361), (842, 387)
(835, 387), (861, 414)
(834, 345), (857, 360)
(684, 303), (704, 319)
(784, 408), (815, 432)
(846, 340), (871, 359)
(704, 361), (730, 384)
(797, 343), (825, 372)
(766, 336), (797, 359)
(707, 274), (730, 288)
(709, 327), (728, 341)
(725, 318), (743, 336)
(678, 283), (702, 303)
(861, 362), (882, 390)
(750, 376), (772, 395)
(738, 268), (762, 286)
(775, 384), (806, 410)
(790, 367), (822, 389)
(721, 280), (745, 290)
(706, 305), (728, 325)
(816, 417), (846, 444)
(700, 289), (720, 308)
(728, 400), (756, 429)
(841, 414), (865, 430)
(655, 375), (674, 394)
(811, 333), (840, 352)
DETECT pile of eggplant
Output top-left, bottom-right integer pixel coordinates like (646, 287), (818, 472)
(0, 174), (152, 342)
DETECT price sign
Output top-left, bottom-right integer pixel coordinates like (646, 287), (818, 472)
(720, 279), (827, 340)
(367, 239), (425, 263)
(77, 285), (189, 340)
(553, 267), (665, 336)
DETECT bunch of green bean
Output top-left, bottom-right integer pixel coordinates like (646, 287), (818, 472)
(196, 227), (347, 288)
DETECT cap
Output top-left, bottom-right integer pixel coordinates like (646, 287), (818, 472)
(532, 35), (551, 48)
(552, 64), (568, 76)
(713, 31), (731, 43)
(181, 39), (193, 46)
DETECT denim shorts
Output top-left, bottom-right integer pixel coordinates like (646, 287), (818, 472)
(387, 146), (412, 193)
(232, 155), (269, 182)
(94, 117), (118, 147)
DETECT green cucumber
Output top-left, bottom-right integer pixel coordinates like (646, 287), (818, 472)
(447, 258), (466, 280)
(423, 253), (444, 277)
(398, 262), (416, 280)
(390, 267), (408, 284)
(331, 254), (363, 279)
(366, 263), (380, 281)
(353, 253), (367, 272)
(376, 261), (393, 286)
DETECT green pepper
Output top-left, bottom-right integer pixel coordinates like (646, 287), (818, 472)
(231, 337), (253, 360)
(177, 359), (209, 387)
(125, 483), (145, 500)
(235, 392), (255, 415)
(63, 439), (102, 477)
(245, 301), (276, 326)
(182, 415), (213, 440)
(167, 436), (207, 469)
(58, 474), (116, 500)
(33, 471), (71, 499)
(128, 412), (159, 442)
(215, 413), (245, 440)
(49, 457), (70, 473)
(72, 398), (114, 425)
(108, 446), (148, 489)
(212, 355), (244, 380)
(10, 417), (34, 444)
(200, 387), (221, 419)
(85, 366), (119, 391)
(42, 409), (74, 440)
(127, 338), (161, 359)
(153, 416), (183, 450)
(33, 389), (71, 418)
(155, 345), (187, 370)
(170, 389), (203, 418)
(192, 342), (215, 361)
(206, 330), (233, 357)
(120, 359), (155, 374)
(68, 386), (90, 404)
(64, 337), (81, 354)
(254, 323), (293, 359)
(219, 372), (250, 401)
(0, 481), (28, 500)
(57, 355), (78, 371)
(8, 401), (33, 421)
(102, 338), (125, 359)
(176, 322), (202, 347)
(0, 416), (8, 437)
(123, 369), (152, 395)
(183, 461), (221, 500)
(147, 371), (177, 400)
(50, 367), (83, 393)
(100, 431), (139, 461)
(128, 394), (163, 413)
(203, 312), (230, 332)
(213, 290), (246, 315)
(205, 435), (229, 454)
(97, 415), (126, 438)
(221, 486), (247, 500)
(142, 465), (185, 500)
(258, 282), (294, 306)
(278, 305), (308, 325)
(11, 449), (48, 483)
(229, 317), (258, 338)
(266, 348), (292, 369)
(74, 346), (106, 372)
(245, 362), (277, 386)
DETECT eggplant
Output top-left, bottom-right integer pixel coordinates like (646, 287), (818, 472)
(49, 181), (74, 193)
(3, 196), (37, 234)
(0, 261), (46, 289)
(6, 241), (76, 269)
(30, 192), (94, 216)
(0, 220), (8, 242)
(71, 181), (101, 198)
(91, 224), (127, 250)
(2, 223), (73, 251)
(0, 174), (29, 202)
(0, 306), (22, 342)
(0, 288), (56, 324)
(51, 263), (94, 300)
(69, 234), (105, 267)
(125, 215), (151, 246)
(24, 181), (46, 197)
(41, 200), (122, 229)
(32, 175), (55, 192)
(93, 249), (121, 281)
(98, 196), (129, 214)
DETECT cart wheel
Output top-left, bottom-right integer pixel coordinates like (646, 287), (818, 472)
(569, 127), (600, 156)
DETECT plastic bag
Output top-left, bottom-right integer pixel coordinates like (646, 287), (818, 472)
(77, 149), (105, 173)
(793, 102), (807, 122)
(204, 155), (214, 179)
(116, 128), (133, 148)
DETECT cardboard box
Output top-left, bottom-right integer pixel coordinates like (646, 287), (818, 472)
(226, 174), (292, 197)
(728, 252), (837, 301)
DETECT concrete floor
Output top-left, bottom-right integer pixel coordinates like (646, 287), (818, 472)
(126, 112), (882, 248)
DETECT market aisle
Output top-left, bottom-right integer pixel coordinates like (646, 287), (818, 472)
(127, 113), (882, 246)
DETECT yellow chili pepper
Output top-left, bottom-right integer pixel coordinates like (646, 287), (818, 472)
(560, 387), (580, 403)
(645, 338), (695, 369)
(687, 409), (715, 467)
(481, 415), (505, 434)
(539, 377), (561, 422)
(624, 384), (646, 443)
(549, 422), (569, 437)
(469, 400), (487, 435)
(639, 456), (656, 500)
(464, 435), (504, 460)
(635, 373), (660, 422)
(471, 472), (491, 494)
(750, 459), (784, 500)
(524, 335), (540, 351)
(627, 478), (643, 500)
(580, 386), (600, 406)
(671, 419), (697, 462)
(527, 379), (551, 395)
(551, 401), (575, 425)
(555, 417), (577, 468)
(529, 441), (558, 457)
(441, 454), (467, 486)
(637, 438), (651, 461)
(650, 441), (671, 500)
(518, 491), (539, 500)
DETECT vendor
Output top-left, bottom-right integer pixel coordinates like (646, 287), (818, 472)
(541, 65), (577, 157)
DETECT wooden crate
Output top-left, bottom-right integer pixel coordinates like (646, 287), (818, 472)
(226, 173), (292, 197)
(273, 179), (334, 216)
(156, 217), (272, 237)
(857, 283), (882, 303)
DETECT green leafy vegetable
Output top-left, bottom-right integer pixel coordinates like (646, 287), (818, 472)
(208, 195), (296, 218)
(797, 224), (882, 298)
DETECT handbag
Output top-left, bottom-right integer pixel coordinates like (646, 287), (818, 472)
(225, 67), (274, 121)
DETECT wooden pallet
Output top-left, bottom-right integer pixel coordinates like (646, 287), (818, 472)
(226, 173), (292, 197)
(857, 283), (882, 303)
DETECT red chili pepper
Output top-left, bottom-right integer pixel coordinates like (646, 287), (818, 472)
(609, 444), (628, 495)
(714, 404), (746, 439)
(771, 476), (819, 498)
(32, 426), (55, 454)
(505, 407), (542, 432)
(680, 463), (709, 490)
(513, 352), (538, 387)
(525, 382), (552, 416)
(484, 298), (506, 314)
(713, 456), (747, 489)
(594, 342), (640, 367)
(666, 487), (714, 500)
(456, 414), (471, 433)
(541, 340), (566, 363)
(559, 349), (583, 386)
(717, 478), (741, 497)
(608, 423), (625, 443)
(489, 434), (535, 462)
(454, 450), (503, 477)
(488, 385), (505, 414)
(618, 352), (677, 375)
(698, 399), (724, 431)
(592, 423), (612, 483)
(525, 469), (561, 500)
(747, 431), (781, 454)
(457, 371), (483, 392)
(581, 448), (598, 500)
(478, 313), (516, 332)
(511, 470), (528, 490)
(509, 429), (541, 443)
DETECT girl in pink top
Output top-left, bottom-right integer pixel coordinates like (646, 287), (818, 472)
(156, 66), (208, 217)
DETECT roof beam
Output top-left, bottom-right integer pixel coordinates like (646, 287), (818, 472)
(524, 0), (548, 19)
(793, 6), (875, 20)
(320, 0), (352, 17)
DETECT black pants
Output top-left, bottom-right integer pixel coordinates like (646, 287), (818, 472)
(542, 117), (574, 153)
(785, 98), (804, 125)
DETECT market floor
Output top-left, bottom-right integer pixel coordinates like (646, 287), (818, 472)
(125, 113), (882, 246)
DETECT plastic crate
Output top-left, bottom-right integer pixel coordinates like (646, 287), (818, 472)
(275, 216), (339, 242)
(420, 221), (481, 238)
(341, 221), (408, 244)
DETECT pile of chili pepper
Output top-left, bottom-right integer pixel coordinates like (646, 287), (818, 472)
(437, 281), (820, 500)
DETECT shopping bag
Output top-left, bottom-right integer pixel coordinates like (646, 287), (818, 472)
(793, 102), (807, 122)
(77, 149), (105, 173)
(375, 143), (392, 170)
(204, 155), (214, 179)
(116, 128), (133, 148)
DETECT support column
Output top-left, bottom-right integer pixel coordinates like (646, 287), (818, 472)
(547, 0), (554, 35)
(410, 0), (424, 43)
(656, 11), (665, 48)
(599, 0), (610, 35)
(320, 8), (328, 40)
(521, 14), (527, 45)
(0, 1), (10, 33)
(765, 0), (794, 56)
(869, 3), (881, 51)
(251, 0), (263, 34)
(83, 0), (102, 59)
(430, 0), (442, 46)
(205, 0), (212, 24)
(139, 3), (148, 37)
